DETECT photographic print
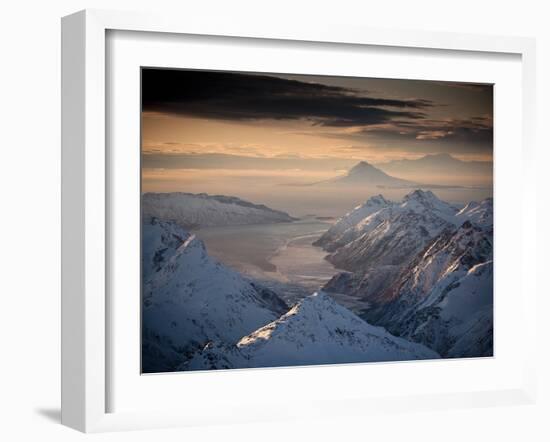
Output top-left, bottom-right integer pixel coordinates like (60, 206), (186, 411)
(141, 68), (493, 373)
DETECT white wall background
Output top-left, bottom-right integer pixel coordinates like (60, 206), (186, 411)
(0, 1), (547, 440)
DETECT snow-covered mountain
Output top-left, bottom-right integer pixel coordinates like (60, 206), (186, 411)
(320, 161), (414, 188)
(441, 261), (493, 357)
(141, 217), (190, 282)
(141, 188), (493, 371)
(141, 217), (288, 372)
(318, 190), (468, 303)
(313, 194), (393, 251)
(183, 292), (439, 371)
(373, 259), (494, 358)
(317, 191), (493, 358)
(378, 221), (493, 308)
(142, 192), (296, 229)
(456, 197), (493, 228)
(316, 190), (458, 255)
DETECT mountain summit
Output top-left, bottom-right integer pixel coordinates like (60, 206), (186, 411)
(184, 292), (438, 370)
(348, 161), (385, 176)
(141, 218), (288, 372)
(321, 161), (414, 188)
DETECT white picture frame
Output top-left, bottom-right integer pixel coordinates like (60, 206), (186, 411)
(61, 9), (538, 433)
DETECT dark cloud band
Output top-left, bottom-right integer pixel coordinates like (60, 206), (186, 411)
(142, 69), (493, 155)
(142, 69), (432, 127)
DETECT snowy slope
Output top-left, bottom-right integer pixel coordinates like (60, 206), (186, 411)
(400, 189), (459, 224)
(317, 190), (493, 358)
(318, 190), (458, 256)
(141, 217), (191, 282)
(314, 194), (394, 251)
(324, 190), (457, 276)
(455, 198), (493, 228)
(362, 222), (493, 358)
(141, 218), (288, 372)
(184, 292), (439, 371)
(142, 192), (296, 229)
(379, 220), (493, 308)
(327, 206), (453, 273)
(397, 261), (494, 358)
(320, 190), (490, 300)
(443, 262), (494, 357)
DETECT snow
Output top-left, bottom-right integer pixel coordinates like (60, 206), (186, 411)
(314, 194), (394, 251)
(141, 217), (288, 372)
(391, 220), (493, 308)
(185, 292), (439, 370)
(419, 261), (493, 358)
(366, 230), (493, 358)
(455, 197), (493, 227)
(400, 189), (458, 224)
(319, 190), (484, 257)
(142, 189), (493, 371)
(321, 190), (492, 299)
(438, 261), (493, 323)
(141, 216), (191, 282)
(318, 190), (458, 261)
(317, 190), (493, 358)
(142, 192), (296, 229)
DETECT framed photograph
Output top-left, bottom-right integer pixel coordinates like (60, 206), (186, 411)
(61, 9), (538, 432)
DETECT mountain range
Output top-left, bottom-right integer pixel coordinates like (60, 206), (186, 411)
(317, 190), (493, 357)
(141, 188), (493, 371)
(141, 217), (289, 372)
(371, 223), (493, 357)
(184, 291), (439, 370)
(142, 215), (440, 372)
(375, 153), (492, 185)
(142, 192), (296, 230)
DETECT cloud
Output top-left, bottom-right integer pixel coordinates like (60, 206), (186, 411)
(432, 81), (493, 92)
(141, 151), (359, 172)
(142, 69), (433, 127)
(142, 69), (493, 159)
(362, 116), (493, 145)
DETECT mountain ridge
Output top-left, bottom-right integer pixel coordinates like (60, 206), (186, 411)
(317, 190), (493, 358)
(319, 189), (491, 300)
(142, 192), (297, 229)
(375, 153), (493, 185)
(184, 291), (439, 371)
(141, 217), (289, 372)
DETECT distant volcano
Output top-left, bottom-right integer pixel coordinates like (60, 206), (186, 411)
(325, 161), (415, 188)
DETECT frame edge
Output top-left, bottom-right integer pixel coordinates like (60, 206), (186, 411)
(61, 7), (538, 432)
(61, 9), (107, 433)
(61, 10), (86, 432)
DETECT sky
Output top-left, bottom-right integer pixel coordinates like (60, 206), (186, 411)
(141, 68), (493, 215)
